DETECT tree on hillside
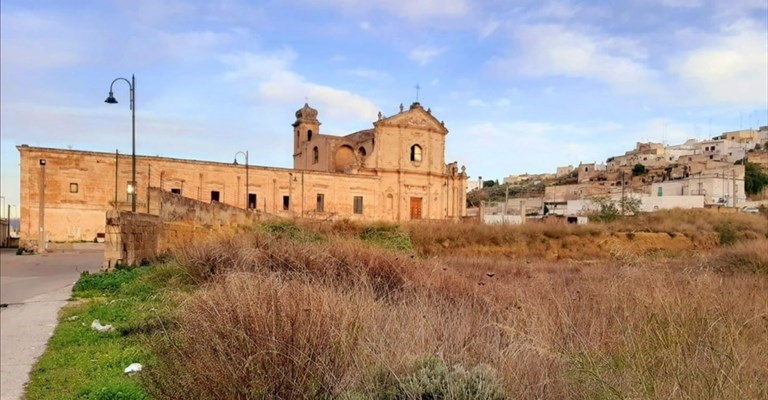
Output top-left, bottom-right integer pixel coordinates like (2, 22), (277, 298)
(632, 163), (647, 176)
(745, 162), (768, 195)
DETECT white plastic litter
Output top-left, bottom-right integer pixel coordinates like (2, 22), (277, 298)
(90, 319), (114, 333)
(124, 363), (143, 375)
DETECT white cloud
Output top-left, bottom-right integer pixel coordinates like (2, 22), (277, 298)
(671, 19), (768, 105)
(359, 21), (371, 30)
(156, 30), (238, 61)
(658, 0), (702, 8)
(493, 24), (660, 95)
(467, 98), (511, 107)
(0, 11), (93, 70)
(409, 45), (446, 65)
(537, 1), (580, 19)
(478, 20), (500, 39)
(345, 68), (388, 80)
(309, 0), (468, 20)
(221, 50), (378, 122)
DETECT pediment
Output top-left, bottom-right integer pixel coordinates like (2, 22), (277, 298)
(376, 107), (448, 134)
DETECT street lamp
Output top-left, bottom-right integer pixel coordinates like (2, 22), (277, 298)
(105, 75), (136, 213)
(233, 151), (249, 209)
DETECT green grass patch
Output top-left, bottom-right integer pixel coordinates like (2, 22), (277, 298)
(25, 264), (190, 400)
(359, 225), (413, 251)
(260, 221), (324, 242)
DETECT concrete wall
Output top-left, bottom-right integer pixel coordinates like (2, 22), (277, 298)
(482, 215), (523, 225)
(566, 195), (705, 215)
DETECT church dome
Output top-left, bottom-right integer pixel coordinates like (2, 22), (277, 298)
(295, 103), (319, 121)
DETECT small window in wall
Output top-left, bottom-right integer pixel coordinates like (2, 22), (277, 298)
(313, 147), (319, 164)
(171, 188), (181, 195)
(410, 144), (422, 162)
(248, 193), (257, 209)
(69, 183), (78, 193)
(283, 195), (290, 210)
(316, 193), (325, 212)
(358, 147), (367, 157)
(308, 130), (313, 141)
(353, 196), (363, 214)
(211, 191), (220, 202)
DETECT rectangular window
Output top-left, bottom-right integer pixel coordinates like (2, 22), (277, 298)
(316, 193), (324, 212)
(69, 183), (78, 193)
(283, 195), (290, 210)
(171, 188), (181, 195)
(248, 193), (257, 209)
(353, 196), (363, 214)
(211, 191), (220, 202)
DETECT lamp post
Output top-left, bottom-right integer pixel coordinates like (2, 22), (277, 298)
(105, 75), (136, 213)
(234, 151), (249, 209)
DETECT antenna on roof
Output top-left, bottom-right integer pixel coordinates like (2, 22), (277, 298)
(415, 83), (421, 102)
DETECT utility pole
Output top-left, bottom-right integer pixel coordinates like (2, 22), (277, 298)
(6, 204), (10, 248)
(504, 184), (509, 217)
(621, 170), (625, 216)
(38, 159), (46, 253)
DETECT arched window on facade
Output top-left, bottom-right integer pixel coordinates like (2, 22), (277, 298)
(312, 146), (319, 164)
(358, 146), (367, 157)
(308, 130), (313, 141)
(410, 144), (422, 162)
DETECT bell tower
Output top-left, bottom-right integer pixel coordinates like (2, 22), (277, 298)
(292, 103), (321, 169)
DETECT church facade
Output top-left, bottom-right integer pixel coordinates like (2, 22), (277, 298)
(17, 102), (468, 245)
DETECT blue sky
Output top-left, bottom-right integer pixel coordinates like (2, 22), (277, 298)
(1, 0), (767, 210)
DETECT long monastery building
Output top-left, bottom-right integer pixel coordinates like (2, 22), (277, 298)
(17, 102), (469, 245)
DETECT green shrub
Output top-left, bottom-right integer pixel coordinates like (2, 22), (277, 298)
(373, 357), (508, 400)
(714, 223), (738, 246)
(261, 221), (323, 242)
(360, 225), (413, 251)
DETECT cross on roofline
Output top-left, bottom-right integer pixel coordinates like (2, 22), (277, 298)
(415, 83), (421, 102)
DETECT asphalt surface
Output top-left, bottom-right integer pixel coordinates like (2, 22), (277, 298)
(0, 248), (103, 400)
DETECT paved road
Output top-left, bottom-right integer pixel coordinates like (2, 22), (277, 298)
(0, 248), (103, 400)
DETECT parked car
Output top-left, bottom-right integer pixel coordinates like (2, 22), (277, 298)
(741, 207), (760, 214)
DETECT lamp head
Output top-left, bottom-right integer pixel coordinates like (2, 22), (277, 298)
(233, 158), (239, 165)
(105, 92), (118, 104)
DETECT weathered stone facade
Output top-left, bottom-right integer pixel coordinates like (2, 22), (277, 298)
(18, 103), (468, 247)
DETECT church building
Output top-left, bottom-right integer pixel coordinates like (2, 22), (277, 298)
(17, 102), (468, 245)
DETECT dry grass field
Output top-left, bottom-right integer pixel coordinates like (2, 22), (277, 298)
(139, 210), (768, 399)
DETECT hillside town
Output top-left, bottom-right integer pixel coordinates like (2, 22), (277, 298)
(470, 126), (768, 221)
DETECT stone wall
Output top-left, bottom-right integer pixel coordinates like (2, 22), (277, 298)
(103, 210), (160, 270)
(148, 187), (263, 254)
(103, 187), (264, 269)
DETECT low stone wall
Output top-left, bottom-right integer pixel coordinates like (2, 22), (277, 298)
(102, 210), (160, 270)
(149, 187), (263, 253)
(103, 188), (264, 269)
